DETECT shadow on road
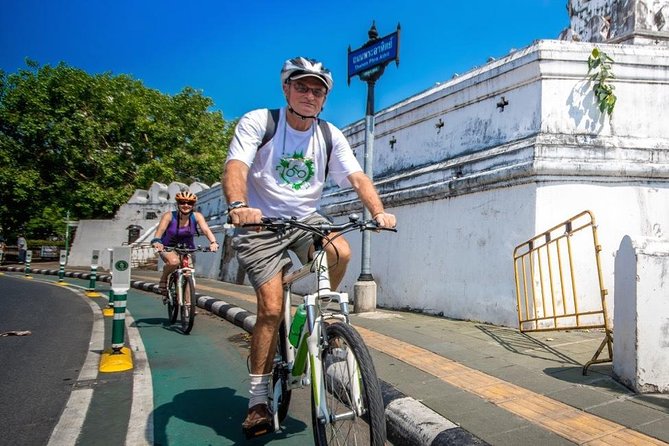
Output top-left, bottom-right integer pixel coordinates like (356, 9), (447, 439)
(151, 386), (308, 445)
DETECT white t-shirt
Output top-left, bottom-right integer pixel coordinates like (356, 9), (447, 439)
(226, 107), (362, 219)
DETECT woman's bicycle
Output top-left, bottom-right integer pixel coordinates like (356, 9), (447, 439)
(246, 214), (396, 446)
(162, 245), (211, 334)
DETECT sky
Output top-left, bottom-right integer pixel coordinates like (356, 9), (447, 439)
(1, 0), (571, 128)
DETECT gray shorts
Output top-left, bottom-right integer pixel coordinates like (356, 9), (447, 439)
(232, 213), (330, 289)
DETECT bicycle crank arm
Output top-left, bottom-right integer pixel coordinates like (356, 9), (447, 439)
(271, 382), (282, 431)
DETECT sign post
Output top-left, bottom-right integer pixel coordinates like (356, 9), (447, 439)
(24, 250), (33, 278)
(348, 22), (400, 312)
(63, 210), (78, 266)
(86, 249), (102, 297)
(103, 248), (114, 316)
(57, 250), (67, 285)
(99, 246), (133, 372)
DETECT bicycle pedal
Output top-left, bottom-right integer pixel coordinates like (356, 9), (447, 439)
(242, 420), (275, 439)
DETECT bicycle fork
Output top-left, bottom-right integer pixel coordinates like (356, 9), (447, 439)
(306, 300), (365, 426)
(176, 267), (194, 307)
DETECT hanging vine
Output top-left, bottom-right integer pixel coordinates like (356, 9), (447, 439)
(587, 48), (617, 116)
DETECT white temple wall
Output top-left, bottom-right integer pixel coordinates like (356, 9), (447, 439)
(319, 40), (669, 327)
(331, 185), (537, 326)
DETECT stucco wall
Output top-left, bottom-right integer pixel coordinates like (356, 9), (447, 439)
(318, 40), (669, 326)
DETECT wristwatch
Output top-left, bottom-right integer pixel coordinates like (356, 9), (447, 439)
(227, 201), (248, 212)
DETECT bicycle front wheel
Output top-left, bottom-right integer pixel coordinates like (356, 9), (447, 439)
(179, 275), (196, 334)
(311, 322), (386, 446)
(166, 275), (178, 323)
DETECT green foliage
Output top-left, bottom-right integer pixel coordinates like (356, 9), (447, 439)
(587, 48), (617, 116)
(0, 60), (236, 240)
(28, 239), (66, 248)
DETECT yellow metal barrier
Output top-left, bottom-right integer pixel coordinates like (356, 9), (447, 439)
(513, 210), (612, 374)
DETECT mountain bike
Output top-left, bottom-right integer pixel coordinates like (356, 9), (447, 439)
(247, 214), (396, 446)
(162, 245), (211, 334)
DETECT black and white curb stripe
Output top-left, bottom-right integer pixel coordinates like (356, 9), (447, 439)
(381, 382), (488, 446)
(0, 266), (488, 446)
(0, 266), (111, 283)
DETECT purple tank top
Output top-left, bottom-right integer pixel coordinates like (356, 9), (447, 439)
(161, 211), (197, 248)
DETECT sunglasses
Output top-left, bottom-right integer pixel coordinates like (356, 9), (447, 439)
(177, 201), (194, 206)
(291, 81), (327, 98)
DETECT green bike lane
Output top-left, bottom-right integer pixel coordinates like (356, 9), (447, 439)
(18, 273), (314, 446)
(125, 286), (313, 445)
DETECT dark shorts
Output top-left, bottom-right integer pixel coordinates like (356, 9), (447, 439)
(232, 213), (330, 289)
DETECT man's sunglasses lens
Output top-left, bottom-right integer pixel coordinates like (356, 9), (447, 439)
(293, 82), (326, 98)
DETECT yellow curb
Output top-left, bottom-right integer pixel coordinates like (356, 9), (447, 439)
(99, 346), (133, 373)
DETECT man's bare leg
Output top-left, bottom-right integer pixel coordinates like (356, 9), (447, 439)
(243, 272), (284, 437)
(323, 235), (351, 289)
(250, 273), (284, 374)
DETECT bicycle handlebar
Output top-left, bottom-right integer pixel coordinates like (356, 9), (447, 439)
(161, 245), (214, 254)
(242, 213), (397, 235)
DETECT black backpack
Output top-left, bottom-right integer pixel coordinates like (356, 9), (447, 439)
(259, 108), (334, 178)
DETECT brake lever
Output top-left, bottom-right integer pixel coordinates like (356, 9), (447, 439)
(363, 221), (398, 232)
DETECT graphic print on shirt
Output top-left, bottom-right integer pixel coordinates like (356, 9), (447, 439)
(275, 120), (318, 191)
(276, 151), (315, 190)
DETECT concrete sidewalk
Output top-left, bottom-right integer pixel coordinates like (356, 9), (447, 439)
(4, 262), (669, 445)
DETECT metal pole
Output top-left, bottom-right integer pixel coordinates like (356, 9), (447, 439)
(349, 21), (399, 313)
(359, 80), (376, 282)
(64, 210), (70, 265)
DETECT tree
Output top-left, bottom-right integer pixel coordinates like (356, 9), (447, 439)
(0, 60), (236, 240)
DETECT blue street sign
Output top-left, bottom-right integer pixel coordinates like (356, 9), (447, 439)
(348, 31), (399, 80)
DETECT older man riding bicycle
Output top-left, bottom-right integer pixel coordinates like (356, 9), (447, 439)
(223, 56), (396, 438)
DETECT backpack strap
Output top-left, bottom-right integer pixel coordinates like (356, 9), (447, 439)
(259, 108), (334, 178)
(190, 213), (200, 237)
(259, 108), (280, 149)
(317, 118), (333, 179)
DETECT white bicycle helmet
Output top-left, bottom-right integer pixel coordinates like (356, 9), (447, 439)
(280, 57), (334, 92)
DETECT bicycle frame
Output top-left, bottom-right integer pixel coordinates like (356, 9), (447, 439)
(171, 253), (195, 307)
(272, 240), (363, 430)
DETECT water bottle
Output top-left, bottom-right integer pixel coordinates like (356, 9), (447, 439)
(289, 304), (307, 347)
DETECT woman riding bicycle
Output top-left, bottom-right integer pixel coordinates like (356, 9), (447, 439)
(151, 190), (219, 295)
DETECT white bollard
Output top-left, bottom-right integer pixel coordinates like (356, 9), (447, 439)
(613, 236), (669, 393)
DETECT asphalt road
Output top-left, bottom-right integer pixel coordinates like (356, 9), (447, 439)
(0, 275), (92, 446)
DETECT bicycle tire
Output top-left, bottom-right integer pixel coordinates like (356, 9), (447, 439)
(167, 275), (178, 323)
(271, 324), (292, 423)
(180, 275), (196, 334)
(311, 322), (387, 446)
